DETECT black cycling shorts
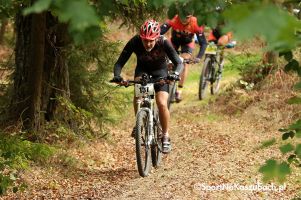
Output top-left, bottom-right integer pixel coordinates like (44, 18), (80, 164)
(171, 37), (194, 55)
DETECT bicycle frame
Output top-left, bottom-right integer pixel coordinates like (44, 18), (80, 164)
(135, 84), (156, 146)
(205, 54), (218, 82)
(205, 43), (223, 72)
(199, 42), (224, 100)
(111, 74), (164, 177)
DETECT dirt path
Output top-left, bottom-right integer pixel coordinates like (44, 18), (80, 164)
(5, 89), (298, 199)
(98, 105), (293, 200)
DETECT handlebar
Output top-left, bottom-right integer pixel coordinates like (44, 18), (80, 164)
(209, 41), (236, 49)
(110, 74), (179, 87)
(183, 58), (198, 64)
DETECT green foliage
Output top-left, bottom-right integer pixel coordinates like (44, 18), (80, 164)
(0, 133), (55, 195)
(15, 0), (237, 45)
(282, 130), (295, 140)
(0, 0), (24, 19)
(67, 37), (128, 136)
(261, 119), (301, 183)
(294, 81), (301, 90)
(166, 0), (231, 27)
(279, 143), (294, 154)
(223, 2), (301, 186)
(226, 53), (264, 86)
(280, 51), (293, 62)
(284, 59), (301, 75)
(280, 50), (301, 76)
(259, 159), (291, 183)
(23, 0), (52, 15)
(260, 138), (276, 148)
(23, 0), (101, 44)
(224, 2), (301, 51)
(227, 53), (261, 72)
(41, 96), (95, 142)
(21, 0), (170, 43)
(54, 0), (100, 31)
(111, 0), (168, 29)
(287, 96), (301, 104)
(0, 134), (55, 166)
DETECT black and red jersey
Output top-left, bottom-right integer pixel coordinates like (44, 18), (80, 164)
(160, 15), (207, 58)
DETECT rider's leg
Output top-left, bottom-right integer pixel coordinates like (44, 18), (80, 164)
(156, 91), (172, 153)
(178, 62), (189, 87)
(155, 91), (170, 137)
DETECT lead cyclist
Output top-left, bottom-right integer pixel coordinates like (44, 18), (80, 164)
(112, 20), (183, 154)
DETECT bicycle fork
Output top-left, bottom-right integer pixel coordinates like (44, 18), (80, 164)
(136, 100), (154, 147)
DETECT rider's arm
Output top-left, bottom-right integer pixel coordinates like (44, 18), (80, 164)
(113, 36), (135, 76)
(196, 31), (207, 59)
(163, 37), (184, 74)
(160, 23), (171, 35)
(217, 32), (233, 46)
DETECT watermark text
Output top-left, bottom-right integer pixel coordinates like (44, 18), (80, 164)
(194, 182), (286, 192)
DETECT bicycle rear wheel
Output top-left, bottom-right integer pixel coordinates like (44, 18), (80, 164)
(151, 109), (162, 168)
(199, 57), (211, 100)
(135, 110), (151, 177)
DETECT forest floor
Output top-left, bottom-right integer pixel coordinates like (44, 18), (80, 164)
(3, 59), (301, 200)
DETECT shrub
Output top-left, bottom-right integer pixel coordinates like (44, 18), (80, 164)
(0, 133), (55, 195)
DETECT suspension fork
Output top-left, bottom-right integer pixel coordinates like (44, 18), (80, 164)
(137, 106), (154, 147)
(206, 55), (216, 82)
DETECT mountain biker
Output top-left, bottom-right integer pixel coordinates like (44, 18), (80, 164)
(112, 19), (183, 154)
(208, 6), (236, 48)
(160, 12), (207, 102)
(208, 27), (234, 47)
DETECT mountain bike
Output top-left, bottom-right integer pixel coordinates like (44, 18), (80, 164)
(167, 58), (195, 109)
(111, 74), (167, 177)
(198, 42), (224, 100)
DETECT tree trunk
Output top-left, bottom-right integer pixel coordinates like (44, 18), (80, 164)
(261, 39), (278, 74)
(11, 7), (70, 134)
(263, 51), (278, 72)
(12, 9), (46, 131)
(42, 13), (70, 122)
(0, 19), (8, 45)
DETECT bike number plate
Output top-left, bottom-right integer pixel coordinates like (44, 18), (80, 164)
(205, 44), (217, 55)
(135, 84), (155, 97)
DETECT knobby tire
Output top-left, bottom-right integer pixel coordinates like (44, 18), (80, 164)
(135, 110), (151, 177)
(210, 61), (222, 95)
(151, 108), (162, 168)
(199, 57), (211, 100)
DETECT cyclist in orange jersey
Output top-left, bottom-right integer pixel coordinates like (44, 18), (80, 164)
(161, 13), (207, 102)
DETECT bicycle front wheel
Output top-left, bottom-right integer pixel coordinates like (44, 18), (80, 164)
(199, 57), (211, 100)
(151, 109), (162, 168)
(135, 110), (151, 177)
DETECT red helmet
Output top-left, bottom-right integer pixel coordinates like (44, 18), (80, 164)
(140, 20), (160, 40)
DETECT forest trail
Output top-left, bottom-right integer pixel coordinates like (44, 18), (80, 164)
(4, 64), (298, 199)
